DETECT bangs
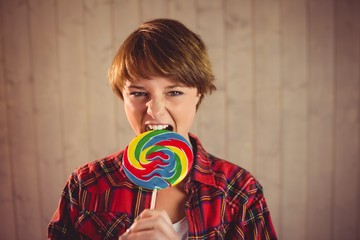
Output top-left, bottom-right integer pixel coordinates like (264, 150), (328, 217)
(109, 18), (216, 102)
(118, 27), (202, 88)
(121, 35), (173, 82)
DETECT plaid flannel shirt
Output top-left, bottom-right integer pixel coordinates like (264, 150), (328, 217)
(48, 134), (277, 239)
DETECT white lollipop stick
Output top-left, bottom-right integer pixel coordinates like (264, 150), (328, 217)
(150, 189), (157, 209)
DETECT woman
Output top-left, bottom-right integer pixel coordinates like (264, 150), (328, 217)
(48, 18), (277, 240)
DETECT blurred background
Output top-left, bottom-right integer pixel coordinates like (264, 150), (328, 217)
(1, 0), (359, 239)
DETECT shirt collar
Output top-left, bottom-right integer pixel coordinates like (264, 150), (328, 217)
(186, 133), (226, 192)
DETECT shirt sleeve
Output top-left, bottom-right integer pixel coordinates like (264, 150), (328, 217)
(238, 181), (278, 240)
(48, 173), (81, 239)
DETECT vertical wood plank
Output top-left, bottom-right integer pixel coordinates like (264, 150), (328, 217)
(140, 0), (168, 21)
(358, 52), (360, 240)
(168, 0), (199, 136)
(253, 0), (281, 233)
(0, 2), (16, 238)
(224, 0), (254, 171)
(57, 0), (90, 175)
(169, 0), (201, 135)
(1, 0), (42, 238)
(281, 0), (308, 239)
(84, 0), (117, 159)
(333, 0), (360, 238)
(197, 0), (226, 158)
(307, 0), (335, 239)
(112, 0), (141, 149)
(168, 0), (196, 30)
(0, 1), (359, 239)
(29, 0), (65, 227)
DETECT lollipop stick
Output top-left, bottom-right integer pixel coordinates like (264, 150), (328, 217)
(150, 189), (157, 209)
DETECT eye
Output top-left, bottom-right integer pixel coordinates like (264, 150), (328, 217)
(168, 91), (183, 96)
(130, 92), (147, 97)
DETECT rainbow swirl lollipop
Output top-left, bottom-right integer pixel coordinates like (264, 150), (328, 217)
(122, 130), (193, 190)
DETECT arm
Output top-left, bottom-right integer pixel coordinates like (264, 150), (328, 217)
(237, 183), (277, 240)
(48, 173), (81, 239)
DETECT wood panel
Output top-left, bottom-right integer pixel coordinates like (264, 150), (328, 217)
(333, 0), (360, 239)
(57, 0), (90, 175)
(84, 0), (117, 159)
(224, 0), (254, 172)
(253, 0), (281, 232)
(307, 0), (335, 239)
(1, 0), (43, 238)
(168, 0), (196, 32)
(280, 0), (307, 239)
(0, 0), (359, 238)
(140, 0), (168, 22)
(197, 0), (226, 158)
(29, 0), (65, 228)
(0, 2), (16, 239)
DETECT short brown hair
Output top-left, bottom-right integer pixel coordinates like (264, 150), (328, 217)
(108, 18), (216, 106)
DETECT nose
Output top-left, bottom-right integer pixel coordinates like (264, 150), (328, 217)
(146, 97), (165, 119)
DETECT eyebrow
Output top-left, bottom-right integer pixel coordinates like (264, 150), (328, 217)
(127, 85), (145, 90)
(165, 85), (183, 89)
(126, 84), (184, 90)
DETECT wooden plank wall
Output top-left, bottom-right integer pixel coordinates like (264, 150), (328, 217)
(0, 0), (359, 239)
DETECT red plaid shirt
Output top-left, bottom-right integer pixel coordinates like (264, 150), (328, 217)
(48, 134), (277, 239)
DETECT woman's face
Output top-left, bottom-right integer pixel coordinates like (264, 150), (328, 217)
(122, 77), (200, 142)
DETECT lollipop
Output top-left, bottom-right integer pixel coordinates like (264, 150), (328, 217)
(122, 130), (193, 208)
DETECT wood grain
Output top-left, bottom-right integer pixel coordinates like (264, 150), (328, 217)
(141, 0), (168, 21)
(307, 0), (335, 239)
(0, 1), (16, 238)
(1, 0), (42, 238)
(225, 0), (254, 172)
(280, 0), (308, 239)
(29, 0), (65, 228)
(197, 0), (226, 158)
(57, 0), (90, 175)
(254, 0), (281, 232)
(112, 0), (140, 149)
(84, 0), (117, 159)
(333, 0), (360, 238)
(0, 0), (359, 238)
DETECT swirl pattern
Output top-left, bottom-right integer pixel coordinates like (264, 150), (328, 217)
(122, 130), (194, 190)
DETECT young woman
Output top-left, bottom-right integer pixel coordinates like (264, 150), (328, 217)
(48, 18), (277, 240)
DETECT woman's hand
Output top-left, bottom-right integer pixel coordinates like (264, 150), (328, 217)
(119, 209), (180, 240)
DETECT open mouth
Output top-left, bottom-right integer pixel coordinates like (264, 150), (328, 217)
(145, 124), (174, 132)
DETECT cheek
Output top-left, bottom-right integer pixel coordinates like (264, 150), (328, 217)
(124, 101), (142, 122)
(123, 101), (133, 116)
(172, 99), (197, 125)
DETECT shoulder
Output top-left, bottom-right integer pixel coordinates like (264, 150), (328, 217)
(208, 154), (264, 208)
(189, 133), (263, 203)
(76, 151), (122, 177)
(70, 150), (126, 192)
(208, 155), (277, 238)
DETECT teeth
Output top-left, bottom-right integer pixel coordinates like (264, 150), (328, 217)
(147, 124), (169, 130)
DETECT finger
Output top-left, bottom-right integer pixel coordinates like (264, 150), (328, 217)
(137, 209), (172, 224)
(129, 210), (178, 238)
(127, 229), (161, 240)
(131, 214), (170, 232)
(118, 229), (130, 240)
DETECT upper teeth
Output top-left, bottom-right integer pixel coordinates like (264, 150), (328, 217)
(147, 124), (169, 130)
